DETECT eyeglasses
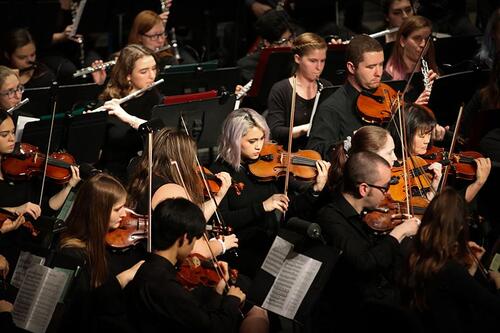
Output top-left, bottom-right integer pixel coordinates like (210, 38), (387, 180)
(141, 32), (167, 41)
(0, 85), (24, 98)
(363, 182), (390, 195)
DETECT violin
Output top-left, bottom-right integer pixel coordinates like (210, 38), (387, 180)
(389, 156), (438, 203)
(176, 253), (238, 290)
(105, 209), (147, 250)
(199, 166), (244, 196)
(1, 143), (76, 184)
(248, 142), (321, 181)
(362, 194), (426, 232)
(0, 207), (39, 237)
(356, 82), (402, 124)
(421, 146), (500, 181)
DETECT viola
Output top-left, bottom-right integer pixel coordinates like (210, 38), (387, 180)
(389, 156), (439, 203)
(199, 166), (244, 196)
(0, 207), (39, 237)
(356, 82), (402, 124)
(362, 194), (426, 232)
(1, 143), (76, 184)
(105, 209), (147, 250)
(176, 253), (238, 290)
(248, 142), (321, 181)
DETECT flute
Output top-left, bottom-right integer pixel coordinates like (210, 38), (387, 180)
(73, 60), (116, 78)
(6, 98), (29, 114)
(369, 27), (399, 39)
(87, 79), (164, 113)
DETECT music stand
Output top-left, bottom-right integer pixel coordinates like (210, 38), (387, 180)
(428, 69), (490, 125)
(247, 228), (340, 327)
(158, 66), (240, 96)
(466, 108), (500, 150)
(322, 44), (348, 86)
(21, 112), (108, 164)
(151, 94), (236, 151)
(23, 86), (52, 118)
(162, 60), (218, 73)
(433, 35), (481, 70)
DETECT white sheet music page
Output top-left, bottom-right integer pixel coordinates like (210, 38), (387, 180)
(261, 236), (294, 276)
(262, 252), (322, 320)
(12, 264), (69, 333)
(10, 251), (45, 288)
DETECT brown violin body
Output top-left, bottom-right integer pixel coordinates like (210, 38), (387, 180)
(105, 209), (148, 250)
(363, 194), (426, 233)
(199, 166), (244, 196)
(176, 252), (238, 290)
(248, 142), (321, 181)
(2, 143), (76, 184)
(389, 156), (435, 202)
(356, 82), (402, 124)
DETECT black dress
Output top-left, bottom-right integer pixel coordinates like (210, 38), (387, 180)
(97, 88), (162, 183)
(267, 77), (332, 151)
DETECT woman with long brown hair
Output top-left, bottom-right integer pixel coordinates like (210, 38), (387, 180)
(127, 127), (238, 258)
(401, 187), (500, 331)
(58, 173), (144, 332)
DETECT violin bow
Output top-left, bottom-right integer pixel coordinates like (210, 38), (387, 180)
(284, 76), (297, 199)
(395, 96), (413, 217)
(440, 104), (464, 192)
(179, 115), (237, 257)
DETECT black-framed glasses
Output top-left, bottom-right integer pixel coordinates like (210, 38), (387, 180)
(0, 85), (24, 98)
(141, 32), (167, 41)
(363, 182), (390, 195)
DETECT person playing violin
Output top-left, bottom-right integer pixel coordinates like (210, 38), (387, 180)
(127, 127), (239, 259)
(388, 103), (491, 203)
(57, 173), (145, 332)
(306, 34), (446, 160)
(266, 32), (331, 151)
(312, 151), (419, 331)
(400, 187), (500, 332)
(125, 197), (245, 333)
(0, 109), (80, 273)
(95, 44), (162, 183)
(210, 108), (330, 278)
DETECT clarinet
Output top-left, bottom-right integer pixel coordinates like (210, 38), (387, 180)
(87, 79), (164, 113)
(73, 60), (116, 78)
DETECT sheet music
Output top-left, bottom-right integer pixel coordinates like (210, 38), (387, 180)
(12, 264), (68, 333)
(490, 253), (500, 272)
(262, 252), (322, 319)
(261, 236), (294, 276)
(15, 115), (39, 142)
(10, 251), (45, 288)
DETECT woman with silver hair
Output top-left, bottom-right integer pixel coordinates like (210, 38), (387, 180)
(210, 108), (330, 278)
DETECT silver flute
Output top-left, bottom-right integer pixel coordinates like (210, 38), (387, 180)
(87, 79), (164, 113)
(6, 98), (29, 114)
(73, 60), (116, 78)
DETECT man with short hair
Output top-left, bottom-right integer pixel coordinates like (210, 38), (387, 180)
(125, 198), (245, 333)
(312, 151), (419, 329)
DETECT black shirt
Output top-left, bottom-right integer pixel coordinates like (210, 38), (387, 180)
(125, 252), (241, 333)
(306, 81), (364, 159)
(267, 78), (332, 151)
(315, 192), (402, 310)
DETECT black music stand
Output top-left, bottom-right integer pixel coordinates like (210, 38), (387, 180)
(466, 108), (500, 150)
(247, 228), (340, 328)
(433, 35), (481, 71)
(158, 66), (240, 96)
(151, 94), (236, 151)
(22, 82), (103, 118)
(21, 112), (108, 164)
(428, 69), (490, 125)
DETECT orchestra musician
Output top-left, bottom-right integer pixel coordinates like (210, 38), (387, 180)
(57, 173), (145, 332)
(312, 151), (419, 331)
(266, 32), (331, 151)
(384, 15), (440, 105)
(377, 0), (415, 44)
(0, 66), (23, 113)
(126, 127), (239, 258)
(95, 44), (162, 182)
(400, 187), (500, 331)
(210, 108), (330, 277)
(0, 28), (55, 88)
(124, 198), (246, 333)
